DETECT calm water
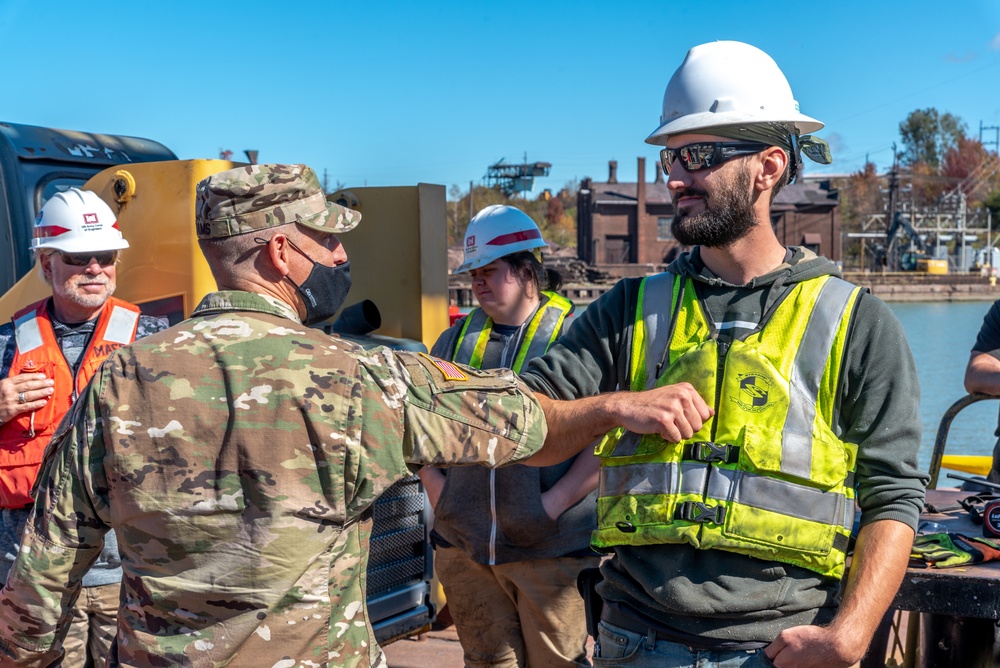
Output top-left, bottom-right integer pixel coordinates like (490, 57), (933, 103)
(889, 301), (998, 473)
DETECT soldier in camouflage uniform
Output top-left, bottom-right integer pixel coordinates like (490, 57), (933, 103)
(0, 164), (586, 667)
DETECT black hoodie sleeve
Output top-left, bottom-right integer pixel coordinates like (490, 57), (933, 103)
(838, 292), (927, 529)
(521, 278), (640, 399)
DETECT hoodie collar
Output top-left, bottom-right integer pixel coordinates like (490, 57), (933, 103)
(669, 245), (840, 289)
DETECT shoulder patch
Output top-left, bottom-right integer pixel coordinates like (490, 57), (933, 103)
(419, 353), (468, 381)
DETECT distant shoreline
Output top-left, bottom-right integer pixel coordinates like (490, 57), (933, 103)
(451, 273), (1000, 307)
(844, 272), (1000, 303)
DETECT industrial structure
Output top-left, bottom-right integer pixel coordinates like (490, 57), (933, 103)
(485, 157), (551, 197)
(850, 152), (1000, 275)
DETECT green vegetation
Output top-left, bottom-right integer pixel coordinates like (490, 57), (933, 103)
(447, 183), (577, 249)
(898, 108), (966, 170)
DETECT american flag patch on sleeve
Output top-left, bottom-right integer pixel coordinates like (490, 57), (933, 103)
(420, 353), (468, 381)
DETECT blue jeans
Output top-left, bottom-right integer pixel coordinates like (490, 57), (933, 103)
(594, 621), (775, 668)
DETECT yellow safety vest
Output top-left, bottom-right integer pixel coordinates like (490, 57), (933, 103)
(453, 292), (574, 372)
(593, 272), (862, 579)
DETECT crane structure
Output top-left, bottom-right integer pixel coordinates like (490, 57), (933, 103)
(485, 158), (551, 197)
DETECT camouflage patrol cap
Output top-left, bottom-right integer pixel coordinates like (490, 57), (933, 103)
(195, 164), (361, 239)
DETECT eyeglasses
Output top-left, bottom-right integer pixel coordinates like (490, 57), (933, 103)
(57, 250), (119, 267)
(659, 142), (769, 175)
(253, 235), (340, 262)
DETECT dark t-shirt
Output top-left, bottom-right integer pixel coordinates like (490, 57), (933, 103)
(970, 300), (1000, 477)
(971, 300), (1000, 358)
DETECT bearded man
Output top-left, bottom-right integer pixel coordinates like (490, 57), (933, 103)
(0, 188), (166, 666)
(520, 41), (927, 668)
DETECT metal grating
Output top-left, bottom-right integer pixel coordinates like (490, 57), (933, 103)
(368, 475), (430, 598)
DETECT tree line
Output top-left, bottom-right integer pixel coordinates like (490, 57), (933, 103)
(446, 183), (578, 249)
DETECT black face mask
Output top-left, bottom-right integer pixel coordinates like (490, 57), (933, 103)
(286, 260), (352, 326)
(255, 235), (352, 326)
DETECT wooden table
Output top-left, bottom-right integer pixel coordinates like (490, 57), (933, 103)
(875, 489), (1000, 667)
(892, 489), (1000, 619)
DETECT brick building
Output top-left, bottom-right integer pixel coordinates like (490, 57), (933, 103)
(577, 157), (841, 272)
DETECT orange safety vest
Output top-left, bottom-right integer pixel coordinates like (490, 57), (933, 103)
(0, 297), (141, 508)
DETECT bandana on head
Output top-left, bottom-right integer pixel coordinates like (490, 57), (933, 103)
(706, 123), (832, 182)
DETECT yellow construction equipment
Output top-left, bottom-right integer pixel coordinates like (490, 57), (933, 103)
(0, 162), (449, 352)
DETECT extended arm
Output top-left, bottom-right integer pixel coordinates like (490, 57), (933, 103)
(523, 383), (713, 467)
(965, 300), (1000, 395)
(765, 519), (913, 668)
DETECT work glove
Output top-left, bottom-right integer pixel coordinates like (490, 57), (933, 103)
(910, 533), (1000, 568)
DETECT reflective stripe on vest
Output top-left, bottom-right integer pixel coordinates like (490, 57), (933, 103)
(453, 292), (574, 372)
(0, 297), (141, 508)
(593, 273), (861, 579)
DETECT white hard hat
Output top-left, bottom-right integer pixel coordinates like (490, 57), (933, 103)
(455, 205), (547, 274)
(645, 40), (824, 146)
(31, 188), (129, 254)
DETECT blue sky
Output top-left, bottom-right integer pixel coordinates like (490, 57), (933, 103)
(2, 1), (999, 195)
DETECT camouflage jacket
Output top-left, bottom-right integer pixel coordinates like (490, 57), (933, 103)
(0, 290), (546, 668)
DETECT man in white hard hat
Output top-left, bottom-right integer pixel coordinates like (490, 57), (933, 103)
(520, 41), (927, 668)
(0, 188), (167, 666)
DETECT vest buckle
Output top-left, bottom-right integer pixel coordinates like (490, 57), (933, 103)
(685, 441), (739, 464)
(615, 521), (637, 533)
(674, 501), (727, 525)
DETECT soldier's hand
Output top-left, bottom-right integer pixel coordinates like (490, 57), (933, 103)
(612, 383), (712, 442)
(0, 374), (54, 424)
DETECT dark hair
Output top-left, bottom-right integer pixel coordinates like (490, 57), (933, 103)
(504, 250), (562, 293)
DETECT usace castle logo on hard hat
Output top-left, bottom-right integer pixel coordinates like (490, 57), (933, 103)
(466, 235), (476, 247)
(732, 373), (775, 413)
(81, 212), (101, 231)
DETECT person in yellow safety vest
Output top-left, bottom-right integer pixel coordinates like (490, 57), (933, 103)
(0, 188), (167, 666)
(419, 204), (601, 668)
(519, 41), (928, 668)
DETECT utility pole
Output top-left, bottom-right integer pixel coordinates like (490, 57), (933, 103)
(884, 149), (900, 272)
(981, 121), (1000, 155)
(468, 180), (474, 222)
(523, 151), (528, 201)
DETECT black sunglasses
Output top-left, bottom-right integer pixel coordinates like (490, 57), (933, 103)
(57, 250), (119, 267)
(660, 142), (770, 175)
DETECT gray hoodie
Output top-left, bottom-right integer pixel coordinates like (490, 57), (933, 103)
(429, 307), (597, 565)
(521, 247), (927, 647)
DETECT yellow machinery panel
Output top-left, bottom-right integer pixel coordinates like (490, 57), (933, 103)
(0, 160), (238, 324)
(941, 454), (992, 476)
(918, 258), (949, 275)
(332, 184), (448, 351)
(0, 164), (449, 352)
